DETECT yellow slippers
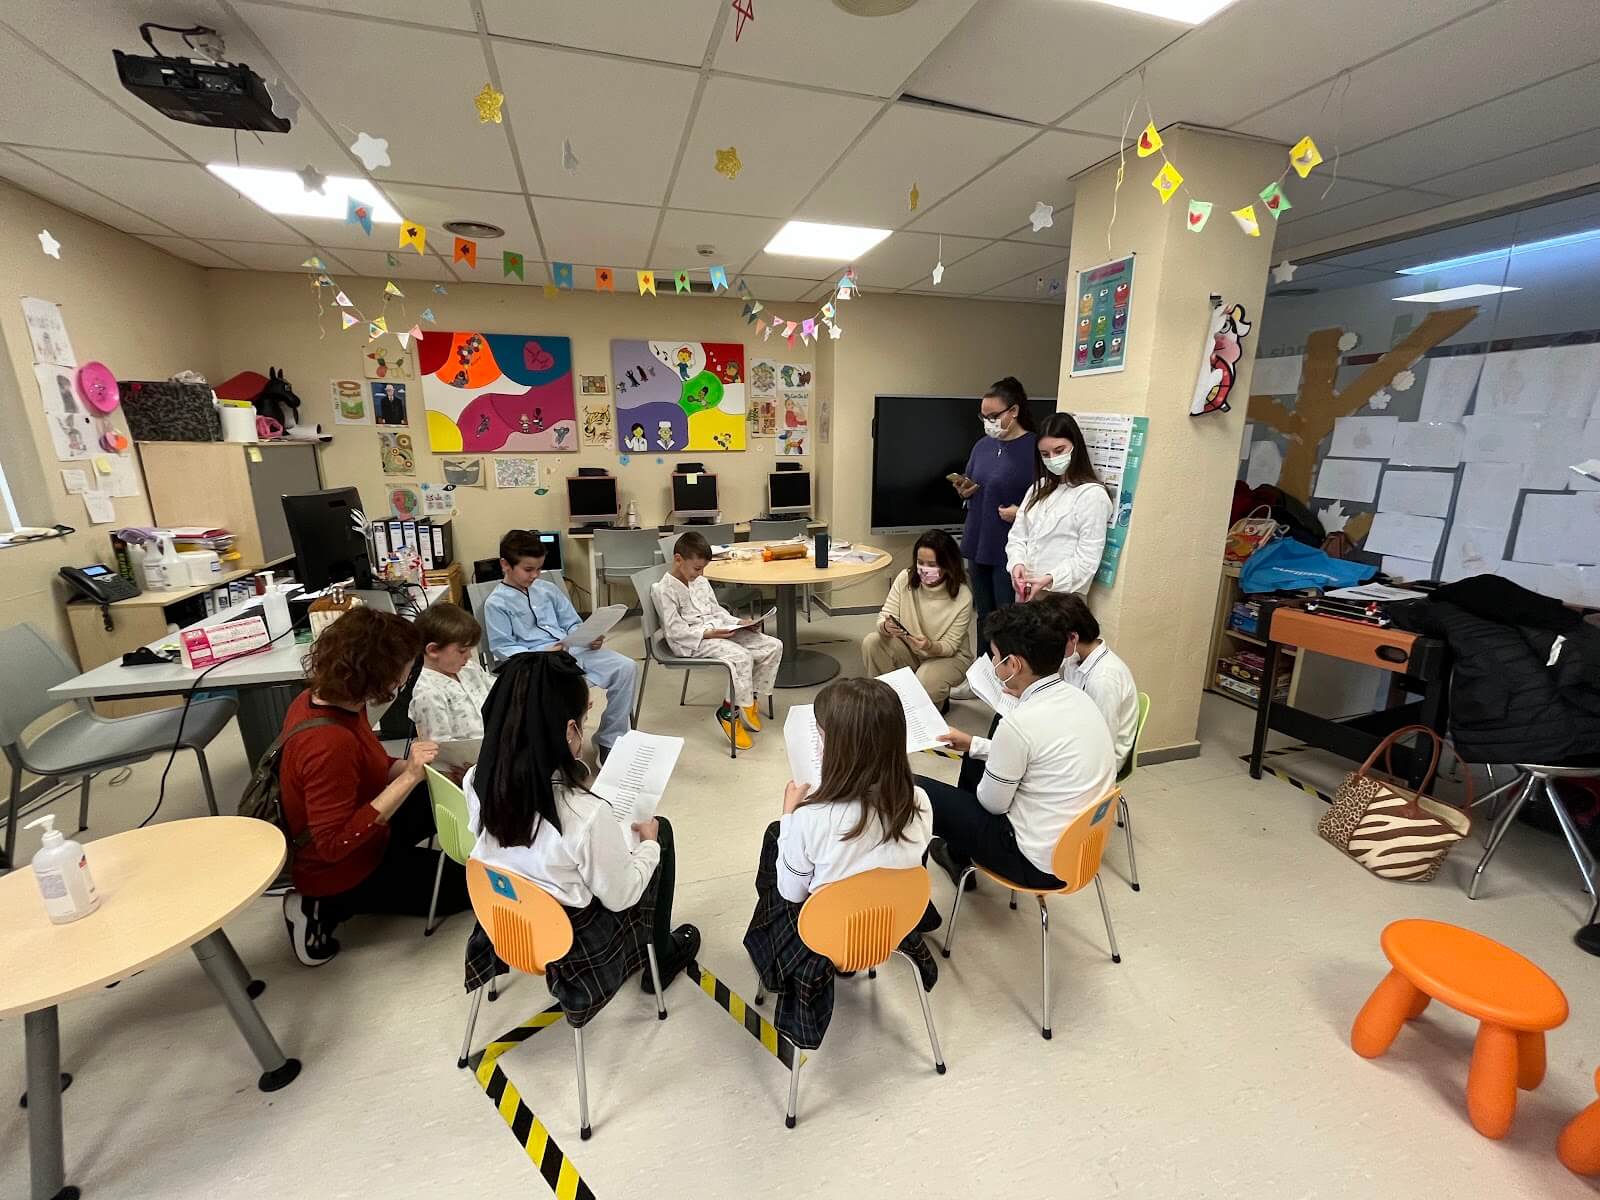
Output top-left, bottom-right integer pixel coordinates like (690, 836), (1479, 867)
(717, 706), (753, 750)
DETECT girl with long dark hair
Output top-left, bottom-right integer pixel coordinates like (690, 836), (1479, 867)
(951, 376), (1037, 640)
(1005, 411), (1114, 599)
(860, 529), (974, 707)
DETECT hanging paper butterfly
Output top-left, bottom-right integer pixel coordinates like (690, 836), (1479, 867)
(1188, 301), (1252, 417)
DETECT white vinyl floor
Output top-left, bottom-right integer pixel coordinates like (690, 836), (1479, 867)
(3, 609), (1598, 1199)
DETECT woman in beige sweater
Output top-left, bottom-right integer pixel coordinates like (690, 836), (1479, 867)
(860, 529), (975, 707)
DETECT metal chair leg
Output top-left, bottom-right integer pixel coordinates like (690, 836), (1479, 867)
(423, 848), (446, 936)
(1545, 779), (1598, 898)
(457, 986), (484, 1068)
(784, 1055), (801, 1129)
(631, 654), (650, 727)
(1469, 773), (1538, 898)
(1119, 795), (1141, 892)
(645, 942), (668, 1021)
(4, 771), (20, 870)
(77, 775), (91, 832)
(679, 672), (690, 706)
(940, 866), (978, 957)
(1094, 874), (1122, 964)
(1470, 769), (1525, 828)
(895, 949), (946, 1074)
(195, 748), (219, 816)
(1009, 890), (1017, 910)
(574, 1024), (592, 1140)
(725, 665), (738, 760)
(1038, 900), (1052, 1040)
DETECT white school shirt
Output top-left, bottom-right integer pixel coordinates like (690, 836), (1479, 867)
(651, 571), (736, 657)
(777, 788), (934, 904)
(462, 766), (660, 911)
(1070, 642), (1139, 767)
(408, 663), (494, 743)
(969, 675), (1116, 876)
(1005, 480), (1114, 596)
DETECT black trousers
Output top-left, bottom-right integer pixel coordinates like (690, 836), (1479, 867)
(646, 816), (679, 961)
(916, 774), (1063, 891)
(956, 713), (1005, 792)
(321, 784), (470, 929)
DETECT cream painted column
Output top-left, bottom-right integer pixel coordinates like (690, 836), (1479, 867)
(1059, 127), (1284, 756)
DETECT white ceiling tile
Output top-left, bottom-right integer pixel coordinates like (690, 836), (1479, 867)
(738, 275), (825, 303)
(324, 184), (538, 254)
(0, 148), (174, 235)
(853, 231), (992, 290)
(22, 149), (306, 240)
(482, 0), (721, 67)
(196, 239), (351, 273)
(286, 0), (478, 31)
(905, 0), (1180, 125)
(712, 0), (981, 97)
(799, 104), (1033, 229)
(493, 44), (698, 206)
(235, 4), (519, 190)
(320, 247), (457, 281)
(1277, 188), (1451, 254)
(669, 77), (881, 217)
(533, 197), (658, 265)
(1068, 0), (1486, 137)
(904, 239), (1064, 294)
(909, 131), (1107, 240)
(982, 264), (1070, 302)
(140, 235), (249, 269)
(653, 210), (785, 271)
(1275, 178), (1392, 227)
(739, 251), (848, 283)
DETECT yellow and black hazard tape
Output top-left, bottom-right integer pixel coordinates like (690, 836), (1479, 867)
(693, 963), (807, 1070)
(468, 1003), (595, 1200)
(1236, 744), (1311, 764)
(1254, 762), (1338, 806)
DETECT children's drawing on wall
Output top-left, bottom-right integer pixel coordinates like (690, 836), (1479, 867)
(419, 482), (456, 516)
(612, 339), (747, 452)
(48, 410), (94, 460)
(379, 430), (415, 475)
(441, 456), (484, 487)
(34, 364), (79, 414)
(748, 357), (779, 436)
(330, 378), (369, 425)
(389, 484), (422, 519)
(364, 344), (415, 380)
(580, 374), (609, 396)
(372, 381), (408, 426)
(581, 404), (613, 447)
(817, 394), (831, 445)
(419, 331), (578, 453)
(623, 422), (648, 453)
(493, 457), (540, 489)
(778, 427), (807, 457)
(1189, 301), (1252, 417)
(776, 360), (811, 456)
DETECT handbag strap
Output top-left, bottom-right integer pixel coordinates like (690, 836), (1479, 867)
(1246, 504), (1273, 520)
(1355, 724), (1444, 795)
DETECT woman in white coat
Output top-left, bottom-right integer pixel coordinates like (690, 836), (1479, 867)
(1005, 411), (1114, 599)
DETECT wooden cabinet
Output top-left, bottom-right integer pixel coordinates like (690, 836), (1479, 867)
(138, 441), (322, 567)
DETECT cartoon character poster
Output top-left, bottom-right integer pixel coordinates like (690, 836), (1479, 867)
(418, 331), (577, 452)
(611, 339), (747, 452)
(1070, 255), (1134, 378)
(1189, 301), (1252, 417)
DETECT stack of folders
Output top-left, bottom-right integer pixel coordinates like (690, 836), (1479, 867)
(371, 517), (456, 571)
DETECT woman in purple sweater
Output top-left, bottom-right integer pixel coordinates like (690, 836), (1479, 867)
(952, 376), (1038, 641)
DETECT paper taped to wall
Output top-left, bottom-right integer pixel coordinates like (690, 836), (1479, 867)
(1377, 469), (1455, 518)
(1417, 354), (1483, 423)
(1364, 512), (1446, 561)
(1513, 493), (1600, 566)
(1474, 343), (1600, 420)
(1390, 420), (1464, 469)
(1250, 355), (1303, 396)
(1312, 457), (1382, 502)
(1462, 415), (1535, 463)
(1329, 415), (1398, 459)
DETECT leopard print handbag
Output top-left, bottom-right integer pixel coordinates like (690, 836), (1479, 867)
(1317, 724), (1472, 882)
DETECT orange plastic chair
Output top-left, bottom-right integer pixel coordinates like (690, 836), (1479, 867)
(753, 866), (945, 1128)
(940, 790), (1123, 1040)
(1351, 919), (1568, 1139)
(1559, 1068), (1600, 1174)
(461, 859), (667, 1140)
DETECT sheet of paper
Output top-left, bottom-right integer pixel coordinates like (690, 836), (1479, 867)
(46, 410), (95, 461)
(1513, 493), (1600, 566)
(1455, 463), (1522, 529)
(1417, 354), (1483, 422)
(874, 666), (951, 752)
(965, 655), (1018, 717)
(1245, 439), (1283, 489)
(1329, 415), (1398, 459)
(1326, 583), (1427, 601)
(20, 297), (76, 367)
(1312, 457), (1381, 502)
(60, 468), (89, 495)
(34, 363), (80, 415)
(1381, 556), (1436, 582)
(1440, 522), (1509, 582)
(102, 454), (141, 498)
(713, 605), (777, 631)
(1363, 512), (1445, 561)
(1462, 414), (1535, 463)
(564, 603), (627, 647)
(1475, 344), (1600, 419)
(1523, 419), (1587, 489)
(1534, 563), (1585, 606)
(434, 739), (482, 770)
(1390, 420), (1465, 468)
(82, 491), (115, 525)
(784, 704), (823, 789)
(1498, 560), (1546, 593)
(1250, 354), (1303, 396)
(592, 730), (684, 828)
(1377, 468), (1455, 518)
(1573, 449), (1600, 491)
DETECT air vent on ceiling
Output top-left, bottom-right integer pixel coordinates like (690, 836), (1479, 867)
(832, 0), (921, 15)
(1270, 286), (1318, 297)
(899, 92), (1031, 127)
(443, 219), (504, 239)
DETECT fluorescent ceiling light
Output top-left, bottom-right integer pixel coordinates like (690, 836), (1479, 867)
(1398, 225), (1600, 274)
(1393, 284), (1521, 303)
(1077, 0), (1240, 25)
(206, 164), (402, 222)
(764, 220), (891, 259)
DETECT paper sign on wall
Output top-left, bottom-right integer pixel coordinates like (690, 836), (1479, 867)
(1076, 412), (1149, 588)
(1070, 256), (1134, 377)
(1312, 458), (1381, 503)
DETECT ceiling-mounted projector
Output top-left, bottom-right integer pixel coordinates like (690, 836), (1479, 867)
(113, 23), (288, 133)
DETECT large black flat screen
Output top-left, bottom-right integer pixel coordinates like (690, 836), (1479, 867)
(870, 395), (1055, 534)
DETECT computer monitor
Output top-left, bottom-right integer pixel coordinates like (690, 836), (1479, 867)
(566, 476), (619, 528)
(768, 470), (812, 517)
(672, 472), (719, 520)
(282, 487), (373, 591)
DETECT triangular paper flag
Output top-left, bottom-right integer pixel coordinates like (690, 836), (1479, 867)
(503, 251), (524, 280)
(371, 316), (388, 333)
(407, 323), (423, 341)
(1289, 135), (1323, 179)
(674, 270), (690, 294)
(384, 280), (404, 297)
(709, 265), (728, 292)
(782, 321), (796, 340)
(399, 222), (426, 254)
(453, 237), (477, 268)
(367, 322), (383, 339)
(771, 315), (784, 327)
(315, 274), (334, 287)
(820, 302), (835, 320)
(1258, 180), (1292, 218)
(1232, 204), (1261, 237)
(396, 331), (411, 349)
(802, 318), (816, 339)
(1186, 199), (1213, 232)
(1152, 162), (1183, 204)
(301, 256), (328, 270)
(346, 197), (372, 235)
(334, 290), (353, 307)
(741, 303), (755, 323)
(594, 267), (613, 292)
(751, 301), (763, 316)
(387, 252), (398, 267)
(421, 307), (435, 323)
(637, 270), (656, 296)
(1136, 122), (1163, 158)
(761, 324), (773, 341)
(341, 311), (358, 330)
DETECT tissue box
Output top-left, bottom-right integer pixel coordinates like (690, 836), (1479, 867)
(179, 614), (270, 669)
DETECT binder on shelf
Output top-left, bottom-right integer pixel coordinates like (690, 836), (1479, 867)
(402, 520), (419, 554)
(417, 519), (436, 570)
(371, 520), (390, 562)
(430, 519), (453, 567)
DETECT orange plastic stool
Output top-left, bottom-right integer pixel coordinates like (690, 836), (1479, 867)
(1558, 1068), (1600, 1174)
(1351, 919), (1568, 1139)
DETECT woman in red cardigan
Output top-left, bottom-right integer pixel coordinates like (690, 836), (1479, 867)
(278, 607), (469, 965)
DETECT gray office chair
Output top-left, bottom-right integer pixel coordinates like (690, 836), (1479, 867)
(668, 524), (759, 614)
(673, 522), (736, 547)
(656, 533), (677, 565)
(748, 518), (813, 620)
(464, 579), (502, 670)
(629, 564), (770, 760)
(0, 624), (239, 869)
(594, 529), (662, 610)
(351, 588), (398, 614)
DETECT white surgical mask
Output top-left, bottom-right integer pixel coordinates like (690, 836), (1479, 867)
(917, 565), (943, 586)
(994, 655), (1021, 693)
(1042, 450), (1072, 476)
(981, 416), (1004, 439)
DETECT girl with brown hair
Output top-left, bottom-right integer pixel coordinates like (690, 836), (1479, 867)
(860, 528), (974, 709)
(1005, 410), (1114, 599)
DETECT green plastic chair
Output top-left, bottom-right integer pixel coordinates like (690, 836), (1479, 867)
(424, 765), (475, 936)
(1113, 693), (1151, 893)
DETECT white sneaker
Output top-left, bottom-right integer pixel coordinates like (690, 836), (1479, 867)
(947, 681), (975, 701)
(283, 892), (340, 967)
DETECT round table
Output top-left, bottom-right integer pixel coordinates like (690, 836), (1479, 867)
(0, 817), (299, 1200)
(705, 542), (892, 687)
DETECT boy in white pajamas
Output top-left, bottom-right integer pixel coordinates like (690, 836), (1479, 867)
(652, 531), (782, 750)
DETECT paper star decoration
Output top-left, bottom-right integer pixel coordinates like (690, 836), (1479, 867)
(1029, 201), (1054, 232)
(909, 183), (919, 212)
(714, 146), (742, 180)
(264, 78), (300, 123)
(474, 83), (505, 124)
(37, 229), (60, 259)
(1392, 369), (1416, 392)
(931, 259), (944, 286)
(350, 132), (390, 171)
(829, 322), (842, 340)
(562, 138), (579, 175)
(1337, 331), (1359, 352)
(1318, 501), (1350, 533)
(297, 164), (326, 194)
(1271, 259), (1297, 284)
(1368, 389), (1392, 411)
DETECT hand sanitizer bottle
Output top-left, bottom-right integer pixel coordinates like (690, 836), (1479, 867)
(24, 814), (100, 923)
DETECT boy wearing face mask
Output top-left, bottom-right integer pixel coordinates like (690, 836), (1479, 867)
(917, 604), (1115, 895)
(860, 529), (975, 708)
(1005, 411), (1114, 600)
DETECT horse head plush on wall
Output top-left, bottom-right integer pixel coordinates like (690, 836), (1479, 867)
(254, 367), (302, 428)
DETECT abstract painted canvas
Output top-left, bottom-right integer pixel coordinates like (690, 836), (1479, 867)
(612, 339), (746, 453)
(419, 331), (577, 453)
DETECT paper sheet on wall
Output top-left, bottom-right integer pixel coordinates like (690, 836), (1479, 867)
(784, 705), (824, 789)
(1440, 522), (1509, 582)
(1417, 354), (1483, 422)
(103, 455), (140, 498)
(1312, 457), (1382, 502)
(592, 731), (684, 833)
(1390, 420), (1464, 468)
(20, 297), (76, 367)
(1250, 354), (1303, 396)
(46, 410), (95, 461)
(1455, 462), (1521, 529)
(1475, 344), (1600, 419)
(1462, 415), (1535, 463)
(1382, 556), (1436, 582)
(1076, 412), (1149, 588)
(1513, 493), (1600, 565)
(1246, 439), (1283, 489)
(60, 468), (89, 495)
(1571, 421), (1600, 492)
(81, 491), (115, 525)
(34, 363), (80, 415)
(1329, 415), (1398, 459)
(1377, 469), (1455, 518)
(874, 667), (952, 752)
(1524, 419), (1587, 489)
(1363, 512), (1445, 561)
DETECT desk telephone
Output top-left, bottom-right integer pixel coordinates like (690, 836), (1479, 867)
(61, 563), (140, 605)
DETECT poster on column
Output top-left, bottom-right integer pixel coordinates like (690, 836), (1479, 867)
(1069, 256), (1134, 377)
(1076, 412), (1150, 588)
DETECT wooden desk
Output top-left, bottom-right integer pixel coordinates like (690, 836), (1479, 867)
(1248, 603), (1451, 789)
(0, 818), (299, 1200)
(705, 541), (890, 687)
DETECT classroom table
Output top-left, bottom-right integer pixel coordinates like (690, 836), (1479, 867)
(0, 817), (298, 1200)
(704, 541), (891, 687)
